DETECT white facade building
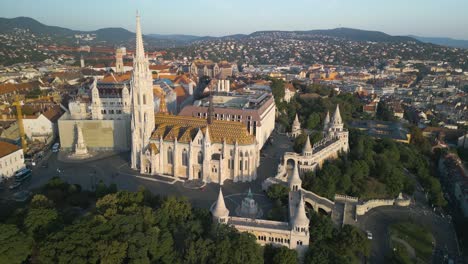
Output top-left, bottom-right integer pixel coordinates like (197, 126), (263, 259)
(0, 142), (25, 181)
(281, 105), (349, 174)
(211, 176), (310, 257)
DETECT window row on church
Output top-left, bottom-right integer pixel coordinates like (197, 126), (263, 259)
(101, 109), (122, 115)
(258, 235), (290, 245)
(166, 148), (252, 171)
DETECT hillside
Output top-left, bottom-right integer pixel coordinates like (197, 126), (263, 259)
(0, 17), (75, 36)
(249, 28), (417, 43)
(0, 17), (420, 46)
(410, 35), (468, 49)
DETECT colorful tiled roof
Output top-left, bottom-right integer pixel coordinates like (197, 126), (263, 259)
(151, 114), (255, 145)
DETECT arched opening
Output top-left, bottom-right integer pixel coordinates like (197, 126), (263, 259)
(167, 147), (173, 164)
(182, 149), (188, 166)
(318, 207), (329, 216)
(304, 201), (315, 218)
(286, 159), (295, 177)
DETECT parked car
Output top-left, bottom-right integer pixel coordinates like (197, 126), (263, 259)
(9, 181), (22, 190)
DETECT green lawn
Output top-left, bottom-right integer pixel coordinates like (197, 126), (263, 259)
(389, 222), (434, 262)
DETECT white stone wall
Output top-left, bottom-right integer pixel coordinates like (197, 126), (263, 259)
(0, 149), (25, 180)
(23, 115), (54, 141)
(257, 102), (276, 150)
(151, 137), (258, 184)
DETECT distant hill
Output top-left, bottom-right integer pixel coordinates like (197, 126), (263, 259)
(147, 34), (202, 42)
(250, 28), (417, 42)
(409, 35), (468, 49)
(0, 16), (421, 47)
(0, 17), (75, 36)
(0, 17), (135, 44)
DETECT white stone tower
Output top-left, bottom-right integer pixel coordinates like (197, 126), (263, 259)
(130, 13), (155, 171)
(291, 114), (301, 138)
(290, 194), (310, 254)
(288, 163), (302, 191)
(211, 188), (230, 224)
(329, 105), (343, 133)
(302, 136), (312, 157)
(80, 55), (85, 68)
(116, 48), (125, 73)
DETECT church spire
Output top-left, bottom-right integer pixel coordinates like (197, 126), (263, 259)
(135, 11), (145, 60)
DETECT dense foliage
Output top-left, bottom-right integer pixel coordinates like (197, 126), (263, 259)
(0, 178), (265, 264)
(305, 212), (371, 264)
(266, 184), (289, 221)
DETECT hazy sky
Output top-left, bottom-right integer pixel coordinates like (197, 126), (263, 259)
(1, 0), (468, 39)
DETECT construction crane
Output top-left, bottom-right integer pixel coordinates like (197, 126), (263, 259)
(13, 95), (27, 152)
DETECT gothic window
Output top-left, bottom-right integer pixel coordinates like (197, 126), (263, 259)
(167, 147), (173, 164)
(197, 151), (203, 164)
(239, 160), (243, 171)
(182, 149), (188, 166)
(143, 94), (146, 105)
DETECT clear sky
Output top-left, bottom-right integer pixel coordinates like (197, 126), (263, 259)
(1, 0), (468, 39)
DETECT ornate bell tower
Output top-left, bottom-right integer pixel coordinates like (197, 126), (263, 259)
(130, 13), (155, 171)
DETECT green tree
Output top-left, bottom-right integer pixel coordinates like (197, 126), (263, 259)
(264, 245), (298, 264)
(267, 184), (289, 204)
(24, 208), (59, 239)
(307, 113), (321, 130)
(0, 224), (32, 264)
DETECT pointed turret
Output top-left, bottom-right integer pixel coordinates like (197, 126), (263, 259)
(323, 111), (330, 131)
(211, 188), (229, 223)
(288, 163), (302, 191)
(291, 194), (309, 228)
(302, 136), (312, 156)
(291, 113), (301, 137)
(293, 114), (300, 126)
(332, 104), (342, 125)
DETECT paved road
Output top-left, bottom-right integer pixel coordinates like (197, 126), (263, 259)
(358, 203), (460, 263)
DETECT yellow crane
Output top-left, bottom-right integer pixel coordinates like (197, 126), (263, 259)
(13, 95), (27, 152)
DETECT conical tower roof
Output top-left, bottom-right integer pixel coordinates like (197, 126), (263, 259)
(302, 136), (312, 155)
(332, 104), (342, 124)
(292, 194), (309, 227)
(323, 111), (330, 129)
(212, 188), (229, 218)
(288, 163), (302, 187)
(293, 114), (300, 126)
